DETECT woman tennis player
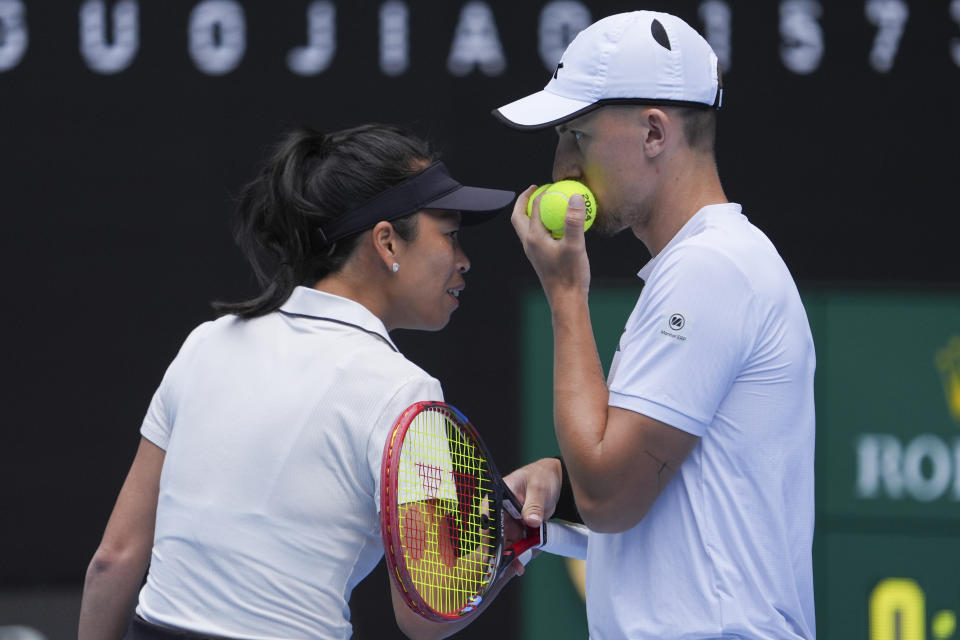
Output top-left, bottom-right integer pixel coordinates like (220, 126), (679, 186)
(78, 124), (519, 639)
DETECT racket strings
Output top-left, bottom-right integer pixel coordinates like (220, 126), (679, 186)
(395, 407), (497, 615)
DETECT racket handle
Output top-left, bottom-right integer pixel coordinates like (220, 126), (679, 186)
(540, 520), (589, 560)
(501, 484), (589, 564)
(515, 519), (589, 566)
(509, 521), (545, 567)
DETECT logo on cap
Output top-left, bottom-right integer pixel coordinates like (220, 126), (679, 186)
(668, 314), (685, 331)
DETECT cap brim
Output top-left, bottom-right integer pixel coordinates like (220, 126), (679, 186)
(426, 185), (516, 225)
(493, 89), (596, 131)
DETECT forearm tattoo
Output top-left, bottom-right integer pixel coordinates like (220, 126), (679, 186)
(645, 450), (675, 493)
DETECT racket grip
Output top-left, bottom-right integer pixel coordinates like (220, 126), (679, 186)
(514, 519), (589, 566)
(517, 548), (535, 566)
(541, 520), (589, 560)
(500, 485), (588, 563)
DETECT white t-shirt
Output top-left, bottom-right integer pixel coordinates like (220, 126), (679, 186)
(136, 287), (443, 640)
(590, 204), (816, 639)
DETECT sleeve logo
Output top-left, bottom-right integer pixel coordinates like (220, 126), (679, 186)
(660, 313), (688, 342)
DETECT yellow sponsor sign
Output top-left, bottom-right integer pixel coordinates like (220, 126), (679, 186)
(936, 336), (960, 424)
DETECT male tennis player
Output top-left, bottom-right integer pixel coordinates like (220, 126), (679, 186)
(495, 11), (816, 639)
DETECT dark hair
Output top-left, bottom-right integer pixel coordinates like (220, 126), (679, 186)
(675, 107), (717, 154)
(213, 124), (437, 318)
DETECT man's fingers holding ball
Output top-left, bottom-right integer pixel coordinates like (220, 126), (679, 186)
(512, 185), (540, 238)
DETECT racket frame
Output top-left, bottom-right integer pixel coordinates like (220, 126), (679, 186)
(381, 401), (582, 621)
(380, 401), (509, 621)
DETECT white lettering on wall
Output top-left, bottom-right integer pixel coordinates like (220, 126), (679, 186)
(779, 0), (824, 74)
(380, 0), (408, 77)
(537, 1), (590, 71)
(79, 0), (138, 74)
(5, 4), (959, 78)
(857, 434), (960, 502)
(0, 0), (27, 72)
(902, 435), (952, 501)
(949, 0), (960, 67)
(857, 434), (904, 498)
(699, 0), (732, 72)
(287, 0), (335, 76)
(955, 434), (960, 497)
(447, 2), (506, 77)
(189, 0), (245, 76)
(865, 0), (909, 72)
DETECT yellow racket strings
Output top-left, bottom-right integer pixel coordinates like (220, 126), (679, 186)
(396, 407), (496, 615)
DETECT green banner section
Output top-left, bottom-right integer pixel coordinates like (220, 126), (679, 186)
(820, 532), (960, 640)
(521, 287), (960, 639)
(809, 291), (960, 522)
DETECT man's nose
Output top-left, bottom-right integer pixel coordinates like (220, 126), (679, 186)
(552, 139), (582, 183)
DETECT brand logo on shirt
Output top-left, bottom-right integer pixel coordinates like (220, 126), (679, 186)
(660, 313), (687, 341)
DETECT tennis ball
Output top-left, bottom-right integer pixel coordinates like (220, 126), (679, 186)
(525, 180), (596, 239)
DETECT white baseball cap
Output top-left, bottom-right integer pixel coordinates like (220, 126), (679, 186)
(494, 11), (722, 130)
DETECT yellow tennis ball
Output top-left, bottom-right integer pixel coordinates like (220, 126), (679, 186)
(525, 180), (597, 238)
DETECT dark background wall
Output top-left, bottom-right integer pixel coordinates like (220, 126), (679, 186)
(1, 1), (958, 638)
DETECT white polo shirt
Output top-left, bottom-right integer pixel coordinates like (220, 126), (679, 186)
(590, 204), (816, 639)
(136, 287), (443, 639)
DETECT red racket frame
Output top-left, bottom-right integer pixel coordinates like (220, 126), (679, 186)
(380, 401), (518, 621)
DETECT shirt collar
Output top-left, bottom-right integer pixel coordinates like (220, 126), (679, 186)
(279, 286), (399, 352)
(637, 203), (743, 281)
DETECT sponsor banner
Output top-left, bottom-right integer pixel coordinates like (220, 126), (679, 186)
(3, 0), (959, 78)
(807, 291), (960, 520)
(821, 532), (960, 640)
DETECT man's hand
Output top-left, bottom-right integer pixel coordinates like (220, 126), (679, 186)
(511, 186), (591, 306)
(502, 457), (564, 575)
(503, 457), (563, 529)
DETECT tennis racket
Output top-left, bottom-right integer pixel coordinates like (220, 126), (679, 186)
(380, 400), (588, 622)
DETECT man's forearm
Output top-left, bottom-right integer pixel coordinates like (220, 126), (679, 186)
(549, 291), (610, 500)
(549, 289), (701, 532)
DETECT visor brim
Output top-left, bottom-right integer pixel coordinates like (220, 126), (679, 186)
(427, 185), (516, 225)
(493, 90), (595, 131)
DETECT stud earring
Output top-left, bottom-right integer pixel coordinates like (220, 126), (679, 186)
(392, 262), (399, 273)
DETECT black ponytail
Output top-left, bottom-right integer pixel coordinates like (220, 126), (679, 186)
(213, 124), (436, 318)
